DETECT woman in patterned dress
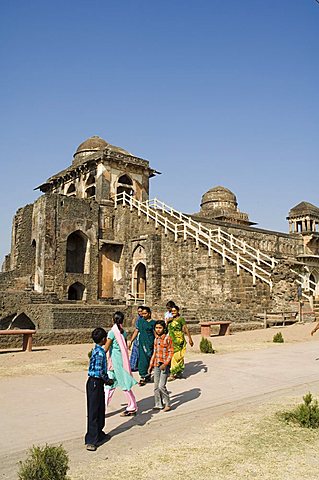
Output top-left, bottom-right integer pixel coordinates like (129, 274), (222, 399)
(167, 305), (193, 380)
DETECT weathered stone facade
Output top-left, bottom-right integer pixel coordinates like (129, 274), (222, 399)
(1, 135), (319, 345)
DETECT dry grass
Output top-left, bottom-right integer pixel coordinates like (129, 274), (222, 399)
(0, 343), (91, 377)
(0, 359), (88, 377)
(71, 399), (319, 480)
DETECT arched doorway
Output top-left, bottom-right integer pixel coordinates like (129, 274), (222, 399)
(66, 231), (89, 273)
(68, 282), (86, 300)
(309, 272), (319, 296)
(133, 262), (146, 301)
(131, 245), (147, 303)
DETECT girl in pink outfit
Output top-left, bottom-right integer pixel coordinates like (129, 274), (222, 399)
(104, 311), (138, 416)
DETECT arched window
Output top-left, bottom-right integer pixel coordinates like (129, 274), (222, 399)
(86, 173), (95, 186)
(66, 231), (89, 273)
(116, 174), (134, 197)
(85, 185), (96, 198)
(84, 172), (96, 199)
(68, 282), (86, 300)
(66, 183), (76, 196)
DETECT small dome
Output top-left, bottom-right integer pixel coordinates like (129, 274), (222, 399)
(73, 136), (132, 166)
(74, 136), (109, 157)
(201, 186), (237, 211)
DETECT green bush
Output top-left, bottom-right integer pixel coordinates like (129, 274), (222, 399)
(200, 337), (215, 354)
(279, 393), (319, 429)
(18, 444), (70, 480)
(273, 332), (284, 343)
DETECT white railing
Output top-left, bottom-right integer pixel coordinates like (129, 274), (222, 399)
(128, 292), (146, 303)
(115, 192), (316, 299)
(147, 197), (317, 300)
(115, 192), (273, 288)
(291, 268), (317, 300)
(147, 198), (278, 270)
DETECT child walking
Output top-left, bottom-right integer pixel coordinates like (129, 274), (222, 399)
(148, 320), (174, 412)
(85, 327), (114, 451)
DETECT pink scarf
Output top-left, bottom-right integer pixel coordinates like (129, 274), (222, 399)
(107, 324), (132, 374)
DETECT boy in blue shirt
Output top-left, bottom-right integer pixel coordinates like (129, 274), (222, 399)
(85, 327), (114, 451)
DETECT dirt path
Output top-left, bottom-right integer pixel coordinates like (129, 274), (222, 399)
(0, 322), (317, 378)
(1, 322), (319, 479)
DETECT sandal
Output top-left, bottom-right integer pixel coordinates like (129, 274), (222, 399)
(86, 444), (97, 451)
(138, 379), (146, 386)
(120, 409), (137, 417)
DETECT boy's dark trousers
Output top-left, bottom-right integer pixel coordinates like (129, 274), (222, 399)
(85, 376), (105, 446)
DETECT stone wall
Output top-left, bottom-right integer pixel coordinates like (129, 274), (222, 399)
(30, 194), (100, 300)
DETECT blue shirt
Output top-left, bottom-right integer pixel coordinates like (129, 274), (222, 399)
(88, 344), (107, 379)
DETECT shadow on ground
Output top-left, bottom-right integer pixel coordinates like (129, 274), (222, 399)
(0, 348), (49, 355)
(183, 360), (208, 378)
(106, 387), (201, 439)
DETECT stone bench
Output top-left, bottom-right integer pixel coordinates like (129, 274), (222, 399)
(200, 321), (231, 337)
(0, 329), (36, 351)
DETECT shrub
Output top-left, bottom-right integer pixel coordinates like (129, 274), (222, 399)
(279, 393), (319, 429)
(200, 337), (215, 354)
(18, 444), (70, 480)
(273, 332), (284, 343)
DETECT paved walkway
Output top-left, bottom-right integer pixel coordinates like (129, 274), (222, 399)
(1, 340), (319, 478)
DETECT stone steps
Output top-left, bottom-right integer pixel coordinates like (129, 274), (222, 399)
(30, 293), (60, 304)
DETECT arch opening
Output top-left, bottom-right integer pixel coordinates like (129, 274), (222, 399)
(85, 186), (96, 198)
(0, 312), (36, 330)
(116, 174), (134, 197)
(66, 183), (76, 196)
(68, 282), (86, 300)
(133, 262), (146, 301)
(66, 231), (89, 273)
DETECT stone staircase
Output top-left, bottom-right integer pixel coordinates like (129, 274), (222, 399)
(115, 192), (316, 301)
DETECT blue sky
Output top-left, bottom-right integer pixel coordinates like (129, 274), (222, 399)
(1, 0), (318, 263)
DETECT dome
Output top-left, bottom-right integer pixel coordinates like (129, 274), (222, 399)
(201, 186), (237, 211)
(74, 136), (109, 157)
(73, 136), (132, 166)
